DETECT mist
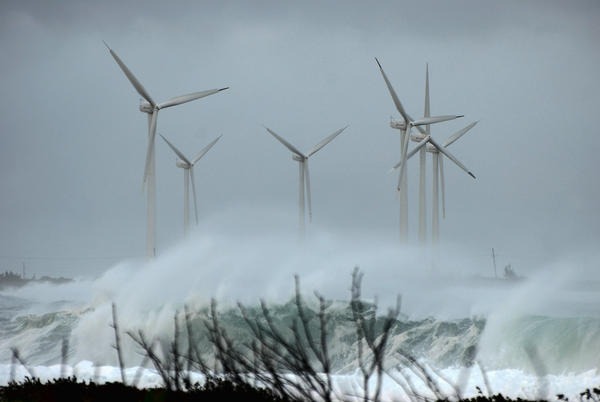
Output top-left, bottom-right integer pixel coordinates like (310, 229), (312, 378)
(1, 215), (594, 367)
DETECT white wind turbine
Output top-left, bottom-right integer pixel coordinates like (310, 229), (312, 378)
(160, 134), (221, 237)
(375, 58), (463, 241)
(391, 121), (478, 245)
(409, 63), (433, 244)
(418, 64), (479, 245)
(264, 126), (348, 235)
(104, 42), (228, 258)
(410, 64), (460, 243)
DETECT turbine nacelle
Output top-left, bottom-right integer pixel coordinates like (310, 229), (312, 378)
(411, 132), (428, 142)
(176, 160), (190, 168)
(292, 154), (306, 162)
(390, 119), (406, 130)
(139, 101), (154, 114)
(426, 143), (439, 153)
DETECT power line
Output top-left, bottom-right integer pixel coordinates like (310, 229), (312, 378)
(0, 255), (139, 262)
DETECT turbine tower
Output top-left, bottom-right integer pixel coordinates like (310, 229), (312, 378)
(391, 122), (477, 245)
(375, 58), (463, 241)
(419, 64), (430, 244)
(264, 126), (347, 235)
(104, 42), (228, 258)
(160, 134), (222, 237)
(428, 122), (478, 245)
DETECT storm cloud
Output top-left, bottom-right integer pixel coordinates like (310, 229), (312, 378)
(0, 0), (598, 276)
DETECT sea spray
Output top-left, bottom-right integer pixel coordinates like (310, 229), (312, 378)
(1, 230), (599, 376)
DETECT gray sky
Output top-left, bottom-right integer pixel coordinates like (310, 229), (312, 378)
(0, 0), (599, 277)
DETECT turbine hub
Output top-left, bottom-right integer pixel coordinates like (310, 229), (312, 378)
(390, 119), (406, 130)
(139, 101), (153, 114)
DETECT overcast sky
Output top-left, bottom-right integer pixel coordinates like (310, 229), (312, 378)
(0, 0), (599, 277)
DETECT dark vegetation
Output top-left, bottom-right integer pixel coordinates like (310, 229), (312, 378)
(2, 267), (597, 401)
(0, 376), (288, 401)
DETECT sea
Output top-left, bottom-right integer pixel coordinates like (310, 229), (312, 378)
(1, 232), (599, 400)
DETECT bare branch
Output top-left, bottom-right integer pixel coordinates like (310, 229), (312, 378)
(111, 303), (127, 385)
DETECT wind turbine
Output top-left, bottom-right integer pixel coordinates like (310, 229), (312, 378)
(160, 134), (221, 237)
(391, 121), (478, 245)
(410, 64), (454, 243)
(104, 42), (228, 258)
(407, 64), (478, 244)
(414, 64), (431, 244)
(264, 126), (347, 235)
(375, 58), (463, 241)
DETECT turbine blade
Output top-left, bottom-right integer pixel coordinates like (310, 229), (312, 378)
(429, 136), (476, 179)
(158, 87), (229, 110)
(264, 126), (305, 158)
(442, 121), (478, 148)
(412, 115), (464, 126)
(160, 134), (191, 166)
(424, 64), (430, 135)
(143, 109), (159, 184)
(374, 58), (426, 135)
(304, 161), (312, 222)
(375, 58), (410, 123)
(308, 125), (348, 157)
(105, 44), (155, 107)
(397, 160), (404, 193)
(190, 168), (199, 225)
(192, 135), (222, 165)
(397, 127), (412, 191)
(390, 135), (430, 171)
(440, 155), (446, 219)
(403, 126), (412, 156)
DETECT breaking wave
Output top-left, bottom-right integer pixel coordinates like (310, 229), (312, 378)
(1, 294), (599, 375)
